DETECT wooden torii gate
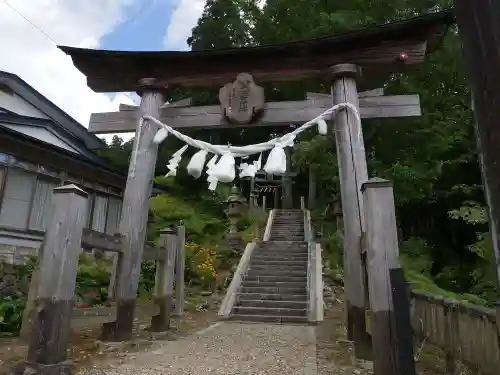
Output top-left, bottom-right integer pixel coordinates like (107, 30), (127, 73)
(59, 10), (453, 354)
(90, 86), (419, 210)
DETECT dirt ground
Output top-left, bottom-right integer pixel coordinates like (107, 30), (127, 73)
(0, 297), (220, 375)
(1, 286), (469, 375)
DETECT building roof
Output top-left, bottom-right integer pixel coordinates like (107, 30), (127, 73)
(0, 111), (107, 165)
(0, 118), (168, 193)
(59, 9), (455, 92)
(0, 71), (171, 192)
(0, 70), (105, 150)
(0, 119), (125, 187)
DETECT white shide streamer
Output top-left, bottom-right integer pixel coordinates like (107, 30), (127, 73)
(147, 102), (360, 189)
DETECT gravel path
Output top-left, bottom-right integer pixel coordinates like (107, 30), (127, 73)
(100, 322), (317, 375)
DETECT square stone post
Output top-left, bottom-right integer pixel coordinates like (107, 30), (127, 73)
(151, 227), (177, 332)
(18, 185), (87, 375)
(362, 178), (415, 375)
(174, 224), (186, 316)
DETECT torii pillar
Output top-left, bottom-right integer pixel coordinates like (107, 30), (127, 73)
(330, 64), (371, 359)
(102, 78), (166, 342)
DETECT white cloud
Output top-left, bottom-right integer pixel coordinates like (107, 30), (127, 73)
(0, 0), (136, 129)
(163, 0), (205, 50)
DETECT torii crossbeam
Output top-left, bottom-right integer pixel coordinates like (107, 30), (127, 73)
(88, 91), (420, 134)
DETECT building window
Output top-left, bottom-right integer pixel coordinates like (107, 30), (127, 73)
(0, 153), (9, 164)
(91, 194), (108, 232)
(106, 197), (122, 235)
(29, 178), (57, 230)
(0, 168), (36, 229)
(83, 193), (94, 228)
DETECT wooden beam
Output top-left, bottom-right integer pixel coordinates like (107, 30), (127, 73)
(307, 87), (385, 100)
(331, 64), (371, 359)
(101, 78), (166, 342)
(89, 94), (421, 134)
(81, 229), (122, 252)
(119, 97), (193, 111)
(455, 0), (500, 337)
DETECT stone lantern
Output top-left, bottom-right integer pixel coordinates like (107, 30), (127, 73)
(225, 185), (245, 233)
(223, 185), (246, 251)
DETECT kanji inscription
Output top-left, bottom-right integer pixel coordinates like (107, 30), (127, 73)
(219, 73), (265, 124)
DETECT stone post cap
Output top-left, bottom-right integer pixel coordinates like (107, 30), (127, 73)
(361, 177), (393, 191)
(159, 227), (176, 235)
(53, 184), (88, 197)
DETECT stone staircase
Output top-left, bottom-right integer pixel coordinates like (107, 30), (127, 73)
(269, 209), (304, 241)
(229, 209), (309, 324)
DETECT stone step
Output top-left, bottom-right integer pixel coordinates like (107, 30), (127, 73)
(232, 306), (307, 317)
(240, 286), (307, 294)
(241, 280), (306, 288)
(270, 232), (304, 241)
(236, 292), (308, 302)
(257, 243), (308, 248)
(253, 250), (308, 256)
(251, 254), (308, 261)
(272, 229), (303, 232)
(236, 299), (308, 309)
(258, 244), (307, 248)
(246, 267), (307, 274)
(270, 232), (303, 235)
(246, 269), (307, 277)
(244, 275), (307, 283)
(269, 237), (304, 241)
(249, 264), (307, 272)
(227, 314), (309, 324)
(256, 248), (307, 253)
(250, 260), (308, 267)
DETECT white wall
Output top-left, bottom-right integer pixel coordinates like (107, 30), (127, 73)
(0, 88), (49, 119)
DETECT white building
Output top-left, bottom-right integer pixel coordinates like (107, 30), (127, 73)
(0, 71), (140, 263)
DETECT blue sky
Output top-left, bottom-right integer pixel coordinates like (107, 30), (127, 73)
(101, 1), (178, 51)
(100, 0), (206, 52)
(97, 0), (204, 110)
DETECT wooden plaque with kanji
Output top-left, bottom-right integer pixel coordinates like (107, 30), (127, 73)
(219, 73), (265, 124)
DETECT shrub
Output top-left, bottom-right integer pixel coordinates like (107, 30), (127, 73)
(185, 242), (218, 289)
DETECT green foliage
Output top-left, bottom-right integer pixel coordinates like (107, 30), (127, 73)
(399, 237), (434, 276)
(0, 295), (25, 336)
(76, 253), (110, 306)
(0, 259), (34, 336)
(149, 193), (228, 244)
